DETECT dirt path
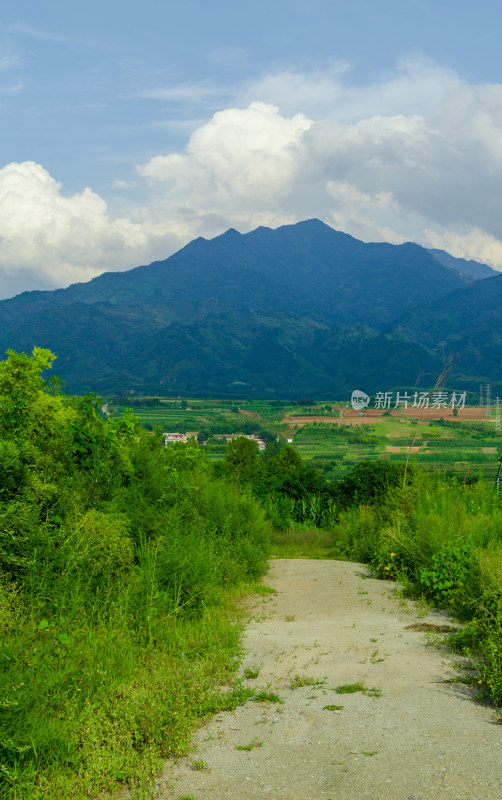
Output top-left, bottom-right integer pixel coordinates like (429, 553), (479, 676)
(157, 560), (501, 800)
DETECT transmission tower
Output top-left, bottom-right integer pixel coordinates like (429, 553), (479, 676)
(486, 384), (492, 418)
(480, 384), (484, 408)
(496, 398), (501, 433)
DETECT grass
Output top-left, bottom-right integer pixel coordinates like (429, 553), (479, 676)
(270, 528), (337, 559)
(332, 469), (502, 709)
(12, 386), (502, 796)
(290, 675), (326, 689)
(334, 682), (383, 697)
(335, 681), (367, 694)
(250, 690), (283, 704)
(7, 594), (249, 800)
(235, 738), (263, 751)
(250, 584), (277, 596)
(189, 759), (208, 771)
(242, 667), (260, 680)
(322, 704), (344, 711)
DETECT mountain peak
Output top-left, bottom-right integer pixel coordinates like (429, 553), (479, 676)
(214, 227), (242, 241)
(0, 217), (495, 396)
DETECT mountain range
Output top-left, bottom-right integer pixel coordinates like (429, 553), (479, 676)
(0, 218), (500, 399)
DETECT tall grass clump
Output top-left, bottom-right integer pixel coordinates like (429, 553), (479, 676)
(0, 349), (271, 798)
(333, 463), (502, 707)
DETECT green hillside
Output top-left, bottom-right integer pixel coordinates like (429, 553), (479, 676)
(0, 219), (497, 397)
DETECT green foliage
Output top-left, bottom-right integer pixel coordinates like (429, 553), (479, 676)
(418, 543), (475, 610)
(224, 436), (260, 478)
(0, 350), (271, 798)
(2, 219), (487, 400)
(338, 461), (406, 508)
(335, 682), (367, 694)
(289, 675), (325, 689)
(332, 468), (502, 708)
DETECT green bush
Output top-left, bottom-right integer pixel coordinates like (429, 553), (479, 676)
(418, 542), (477, 613)
(332, 466), (502, 709)
(0, 350), (272, 797)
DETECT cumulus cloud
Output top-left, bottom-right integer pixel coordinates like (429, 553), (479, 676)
(134, 85), (502, 265)
(4, 57), (502, 298)
(0, 162), (180, 297)
(138, 102), (312, 229)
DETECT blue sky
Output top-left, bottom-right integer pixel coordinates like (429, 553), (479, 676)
(1, 0), (502, 297)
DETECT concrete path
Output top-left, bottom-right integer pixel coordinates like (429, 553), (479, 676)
(157, 559), (501, 800)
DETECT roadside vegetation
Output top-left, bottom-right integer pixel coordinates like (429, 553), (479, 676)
(330, 467), (502, 710)
(3, 358), (502, 798)
(225, 438), (502, 713)
(0, 350), (270, 799)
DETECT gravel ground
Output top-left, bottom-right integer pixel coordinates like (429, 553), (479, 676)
(155, 559), (501, 800)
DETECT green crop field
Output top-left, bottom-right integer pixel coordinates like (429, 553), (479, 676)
(106, 396), (502, 481)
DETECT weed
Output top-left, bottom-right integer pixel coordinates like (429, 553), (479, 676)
(235, 737), (263, 751)
(243, 666), (260, 680)
(363, 750), (379, 756)
(290, 674), (326, 689)
(190, 759), (208, 771)
(335, 681), (367, 694)
(370, 650), (385, 663)
(334, 682), (382, 697)
(252, 584), (277, 596)
(365, 687), (383, 697)
(251, 690), (283, 703)
(323, 704), (344, 711)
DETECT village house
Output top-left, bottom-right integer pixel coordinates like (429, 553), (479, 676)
(163, 432), (198, 446)
(214, 433), (266, 451)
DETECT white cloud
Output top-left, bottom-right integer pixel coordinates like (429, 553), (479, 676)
(138, 102), (312, 225)
(4, 58), (502, 299)
(241, 55), (460, 120)
(0, 162), (180, 297)
(133, 87), (502, 267)
(424, 227), (502, 269)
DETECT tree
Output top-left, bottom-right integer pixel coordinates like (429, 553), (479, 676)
(224, 436), (260, 479)
(338, 461), (405, 508)
(0, 347), (57, 435)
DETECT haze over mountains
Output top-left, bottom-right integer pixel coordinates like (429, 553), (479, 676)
(0, 219), (500, 398)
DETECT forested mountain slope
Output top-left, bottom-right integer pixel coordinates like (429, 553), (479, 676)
(0, 219), (496, 396)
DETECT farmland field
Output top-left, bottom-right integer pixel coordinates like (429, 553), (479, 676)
(107, 397), (502, 480)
